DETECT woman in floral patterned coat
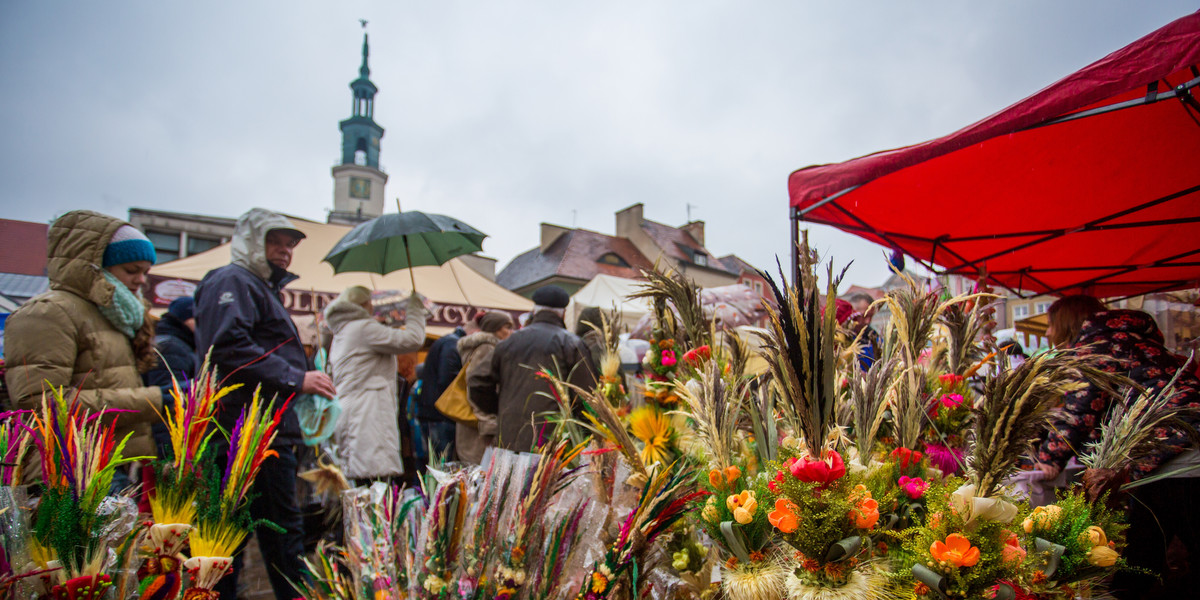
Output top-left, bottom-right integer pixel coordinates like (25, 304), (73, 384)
(1036, 295), (1200, 599)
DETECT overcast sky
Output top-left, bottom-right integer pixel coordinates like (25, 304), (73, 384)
(1, 2), (1193, 288)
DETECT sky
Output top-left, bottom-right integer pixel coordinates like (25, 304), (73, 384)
(0, 2), (1194, 289)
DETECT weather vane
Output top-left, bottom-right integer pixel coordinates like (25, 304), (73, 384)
(359, 19), (368, 29)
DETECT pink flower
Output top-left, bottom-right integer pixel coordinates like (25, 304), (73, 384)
(925, 443), (964, 477)
(940, 393), (964, 409)
(898, 476), (929, 499)
(660, 350), (677, 367)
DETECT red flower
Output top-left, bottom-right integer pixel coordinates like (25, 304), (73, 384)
(890, 447), (924, 470)
(788, 451), (846, 487)
(682, 345), (712, 366)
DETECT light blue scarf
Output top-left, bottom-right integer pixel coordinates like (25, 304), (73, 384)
(98, 271), (146, 338)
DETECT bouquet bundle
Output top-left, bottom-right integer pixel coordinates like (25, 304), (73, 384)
(29, 386), (148, 600)
(902, 350), (1123, 599)
(184, 388), (290, 600)
(140, 361), (234, 600)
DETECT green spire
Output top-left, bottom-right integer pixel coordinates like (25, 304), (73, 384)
(360, 33), (370, 79)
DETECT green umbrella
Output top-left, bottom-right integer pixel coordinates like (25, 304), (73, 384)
(323, 211), (487, 294)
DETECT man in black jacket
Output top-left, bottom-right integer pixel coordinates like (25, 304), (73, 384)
(472, 285), (595, 452)
(415, 320), (478, 464)
(144, 296), (197, 458)
(194, 208), (336, 600)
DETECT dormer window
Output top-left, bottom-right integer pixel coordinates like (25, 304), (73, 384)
(597, 252), (630, 268)
(694, 252), (708, 267)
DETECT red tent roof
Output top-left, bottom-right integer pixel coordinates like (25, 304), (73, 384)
(789, 12), (1200, 299)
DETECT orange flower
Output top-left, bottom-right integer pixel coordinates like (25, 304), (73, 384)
(1001, 531), (1026, 564)
(725, 465), (742, 483)
(930, 533), (980, 568)
(708, 469), (724, 491)
(848, 497), (879, 529)
(768, 498), (799, 533)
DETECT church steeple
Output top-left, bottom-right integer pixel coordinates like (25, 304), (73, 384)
(330, 22), (388, 226)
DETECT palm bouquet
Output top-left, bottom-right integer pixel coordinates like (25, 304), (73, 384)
(902, 350), (1121, 600)
(142, 359), (237, 600)
(30, 385), (148, 600)
(185, 388), (290, 600)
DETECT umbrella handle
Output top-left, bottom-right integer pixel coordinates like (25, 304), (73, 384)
(405, 239), (417, 293)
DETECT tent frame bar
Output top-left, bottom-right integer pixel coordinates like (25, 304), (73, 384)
(1023, 75), (1199, 131)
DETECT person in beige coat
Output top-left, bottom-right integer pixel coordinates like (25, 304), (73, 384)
(325, 285), (427, 481)
(456, 311), (514, 464)
(3, 211), (165, 469)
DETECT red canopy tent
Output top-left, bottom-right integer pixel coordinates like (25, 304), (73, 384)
(789, 12), (1200, 299)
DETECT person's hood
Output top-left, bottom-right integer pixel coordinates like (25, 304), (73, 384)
(156, 313), (196, 347)
(324, 297), (372, 333)
(1078, 309), (1165, 346)
(457, 331), (500, 357)
(46, 210), (128, 306)
(230, 208), (304, 282)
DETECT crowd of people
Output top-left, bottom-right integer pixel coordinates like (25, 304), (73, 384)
(2, 207), (1198, 600)
(2, 207), (605, 600)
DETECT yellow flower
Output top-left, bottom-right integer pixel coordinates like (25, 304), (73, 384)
(1022, 504), (1063, 533)
(1087, 545), (1119, 567)
(591, 572), (609, 593)
(629, 406), (673, 466)
(702, 496), (719, 523)
(1080, 526), (1108, 547)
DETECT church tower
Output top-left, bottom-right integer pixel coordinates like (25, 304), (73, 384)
(329, 29), (388, 225)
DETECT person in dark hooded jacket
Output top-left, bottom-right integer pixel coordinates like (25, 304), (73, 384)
(194, 208), (336, 600)
(143, 296), (197, 458)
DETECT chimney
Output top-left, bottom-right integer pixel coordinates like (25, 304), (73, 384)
(540, 223), (571, 253)
(681, 220), (705, 246)
(615, 203), (644, 239)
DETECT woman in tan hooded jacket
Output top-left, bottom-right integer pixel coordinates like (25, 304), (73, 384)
(456, 311), (514, 464)
(3, 210), (165, 466)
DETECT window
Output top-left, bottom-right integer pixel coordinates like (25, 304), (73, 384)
(1034, 301), (1052, 315)
(1012, 304), (1030, 320)
(596, 252), (630, 268)
(187, 236), (220, 255)
(694, 252), (708, 267)
(146, 230), (180, 263)
(751, 280), (764, 294)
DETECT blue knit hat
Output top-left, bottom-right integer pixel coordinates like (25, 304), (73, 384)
(102, 225), (157, 267)
(167, 296), (195, 321)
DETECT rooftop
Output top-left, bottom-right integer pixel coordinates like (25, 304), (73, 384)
(496, 229), (654, 291)
(0, 219), (48, 276)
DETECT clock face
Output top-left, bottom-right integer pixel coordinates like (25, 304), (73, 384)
(350, 177), (371, 199)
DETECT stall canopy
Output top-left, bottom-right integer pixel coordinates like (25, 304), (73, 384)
(789, 12), (1200, 299)
(148, 215), (533, 338)
(566, 274), (651, 332)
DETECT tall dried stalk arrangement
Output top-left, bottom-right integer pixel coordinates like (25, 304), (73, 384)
(969, 350), (1125, 498)
(1081, 356), (1200, 473)
(938, 297), (996, 376)
(673, 359), (748, 472)
(849, 357), (898, 465)
(756, 236), (847, 459)
(554, 373), (649, 478)
(882, 274), (991, 449)
(631, 266), (710, 347)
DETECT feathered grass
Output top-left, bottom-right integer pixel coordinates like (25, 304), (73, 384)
(631, 266), (711, 348)
(549, 369), (650, 478)
(672, 359), (748, 472)
(150, 356), (237, 525)
(190, 387), (289, 558)
(849, 357), (898, 465)
(938, 297), (996, 376)
(1081, 355), (1200, 476)
(969, 350), (1125, 498)
(29, 385), (147, 578)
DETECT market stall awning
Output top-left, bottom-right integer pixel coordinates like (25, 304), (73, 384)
(789, 12), (1200, 299)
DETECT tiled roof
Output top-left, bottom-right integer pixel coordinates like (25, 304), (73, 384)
(0, 219), (48, 276)
(496, 229), (654, 291)
(641, 219), (734, 274)
(718, 254), (762, 276)
(0, 273), (49, 303)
